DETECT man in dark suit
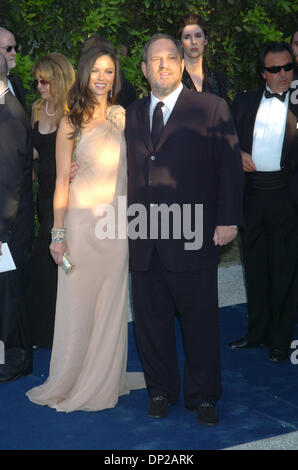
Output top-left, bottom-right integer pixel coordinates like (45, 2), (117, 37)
(229, 42), (298, 362)
(0, 27), (26, 109)
(125, 34), (244, 425)
(0, 54), (34, 382)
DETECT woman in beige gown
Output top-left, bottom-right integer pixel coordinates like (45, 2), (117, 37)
(26, 46), (144, 412)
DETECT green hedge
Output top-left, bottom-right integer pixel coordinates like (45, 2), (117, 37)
(1, 0), (297, 107)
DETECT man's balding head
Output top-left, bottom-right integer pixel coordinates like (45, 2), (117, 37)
(0, 27), (17, 71)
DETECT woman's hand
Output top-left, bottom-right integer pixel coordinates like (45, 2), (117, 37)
(50, 241), (69, 266)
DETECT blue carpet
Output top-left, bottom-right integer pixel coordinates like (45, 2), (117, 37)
(0, 303), (298, 450)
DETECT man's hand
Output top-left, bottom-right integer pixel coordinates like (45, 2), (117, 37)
(70, 162), (80, 183)
(241, 150), (256, 172)
(213, 226), (238, 246)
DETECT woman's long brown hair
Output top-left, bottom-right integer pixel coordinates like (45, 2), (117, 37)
(67, 46), (121, 138)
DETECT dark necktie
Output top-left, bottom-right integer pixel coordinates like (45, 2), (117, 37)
(264, 88), (288, 102)
(151, 101), (164, 147)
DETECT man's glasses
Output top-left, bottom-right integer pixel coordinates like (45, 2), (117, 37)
(263, 62), (294, 74)
(0, 45), (17, 53)
(33, 79), (50, 87)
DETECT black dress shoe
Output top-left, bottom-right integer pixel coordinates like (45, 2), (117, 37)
(196, 403), (219, 426)
(0, 348), (32, 383)
(269, 348), (288, 363)
(147, 396), (169, 419)
(228, 336), (266, 349)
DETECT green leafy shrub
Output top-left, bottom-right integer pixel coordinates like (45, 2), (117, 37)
(1, 0), (296, 105)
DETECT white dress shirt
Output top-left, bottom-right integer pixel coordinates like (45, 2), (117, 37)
(7, 77), (15, 97)
(251, 85), (289, 171)
(149, 82), (183, 130)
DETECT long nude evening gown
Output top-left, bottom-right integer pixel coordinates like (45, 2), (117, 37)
(26, 105), (144, 412)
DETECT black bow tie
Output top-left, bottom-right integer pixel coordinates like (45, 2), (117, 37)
(264, 89), (288, 102)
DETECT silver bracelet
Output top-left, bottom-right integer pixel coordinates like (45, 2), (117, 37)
(51, 228), (66, 243)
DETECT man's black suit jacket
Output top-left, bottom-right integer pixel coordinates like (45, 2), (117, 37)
(8, 73), (27, 110)
(231, 88), (298, 203)
(0, 91), (34, 247)
(125, 86), (244, 272)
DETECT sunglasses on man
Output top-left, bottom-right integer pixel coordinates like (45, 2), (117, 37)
(263, 62), (294, 74)
(0, 45), (17, 53)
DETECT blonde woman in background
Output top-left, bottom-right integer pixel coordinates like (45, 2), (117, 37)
(27, 53), (75, 349)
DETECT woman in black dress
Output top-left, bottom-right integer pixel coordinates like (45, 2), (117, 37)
(177, 13), (227, 100)
(27, 53), (75, 348)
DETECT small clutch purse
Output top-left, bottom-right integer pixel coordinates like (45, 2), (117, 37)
(62, 254), (74, 275)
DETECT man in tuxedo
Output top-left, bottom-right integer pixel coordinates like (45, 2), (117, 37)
(125, 34), (244, 425)
(229, 42), (298, 362)
(0, 54), (34, 382)
(0, 27), (26, 109)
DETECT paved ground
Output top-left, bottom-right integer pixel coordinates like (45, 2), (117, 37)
(220, 234), (242, 267)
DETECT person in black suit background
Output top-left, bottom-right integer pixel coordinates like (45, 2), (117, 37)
(125, 34), (244, 426)
(229, 42), (298, 362)
(0, 27), (26, 109)
(0, 54), (34, 382)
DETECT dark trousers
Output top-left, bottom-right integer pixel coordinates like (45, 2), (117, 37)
(241, 186), (298, 349)
(0, 240), (32, 355)
(131, 247), (221, 409)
